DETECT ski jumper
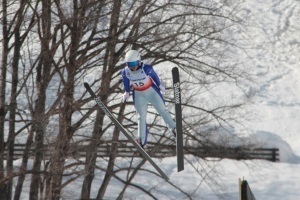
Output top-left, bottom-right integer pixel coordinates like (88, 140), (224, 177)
(121, 63), (176, 146)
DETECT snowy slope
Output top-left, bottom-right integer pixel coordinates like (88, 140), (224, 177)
(243, 0), (300, 157)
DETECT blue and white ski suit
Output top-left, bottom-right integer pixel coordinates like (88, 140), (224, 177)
(121, 63), (176, 146)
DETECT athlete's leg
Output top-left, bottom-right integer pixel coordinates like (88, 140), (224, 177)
(134, 91), (148, 146)
(147, 88), (176, 130)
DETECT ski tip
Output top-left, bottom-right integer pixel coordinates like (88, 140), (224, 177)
(178, 167), (184, 172)
(172, 67), (179, 73)
(84, 82), (89, 88)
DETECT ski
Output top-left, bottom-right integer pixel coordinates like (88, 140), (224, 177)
(84, 82), (169, 180)
(172, 67), (184, 172)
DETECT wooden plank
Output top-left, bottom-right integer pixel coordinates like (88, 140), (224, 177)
(3, 143), (280, 162)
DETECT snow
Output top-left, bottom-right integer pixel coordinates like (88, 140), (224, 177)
(11, 0), (300, 199)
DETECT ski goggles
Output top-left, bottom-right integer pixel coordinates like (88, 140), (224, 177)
(126, 60), (139, 68)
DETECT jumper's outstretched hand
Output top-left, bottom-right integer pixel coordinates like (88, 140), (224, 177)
(122, 92), (130, 103)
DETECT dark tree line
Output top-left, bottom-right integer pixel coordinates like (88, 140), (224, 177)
(0, 0), (251, 199)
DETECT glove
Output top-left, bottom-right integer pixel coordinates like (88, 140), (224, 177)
(122, 92), (130, 103)
(159, 84), (166, 94)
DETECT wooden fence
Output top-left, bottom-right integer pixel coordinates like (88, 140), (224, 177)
(2, 141), (279, 162)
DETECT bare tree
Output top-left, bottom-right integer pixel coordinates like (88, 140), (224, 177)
(0, 1), (36, 199)
(28, 0), (55, 199)
(0, 0), (251, 199)
(0, 0), (9, 198)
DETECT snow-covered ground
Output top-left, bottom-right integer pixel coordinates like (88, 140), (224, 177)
(12, 0), (300, 199)
(231, 0), (300, 199)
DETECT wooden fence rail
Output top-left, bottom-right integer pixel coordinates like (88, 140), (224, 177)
(2, 142), (279, 162)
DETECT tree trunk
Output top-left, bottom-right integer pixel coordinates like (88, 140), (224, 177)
(14, 128), (34, 200)
(97, 104), (125, 199)
(96, 1), (122, 198)
(6, 15), (23, 199)
(80, 110), (104, 199)
(30, 1), (51, 199)
(47, 1), (85, 198)
(0, 0), (9, 199)
(0, 0), (8, 198)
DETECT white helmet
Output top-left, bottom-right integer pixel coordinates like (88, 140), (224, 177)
(124, 50), (141, 67)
